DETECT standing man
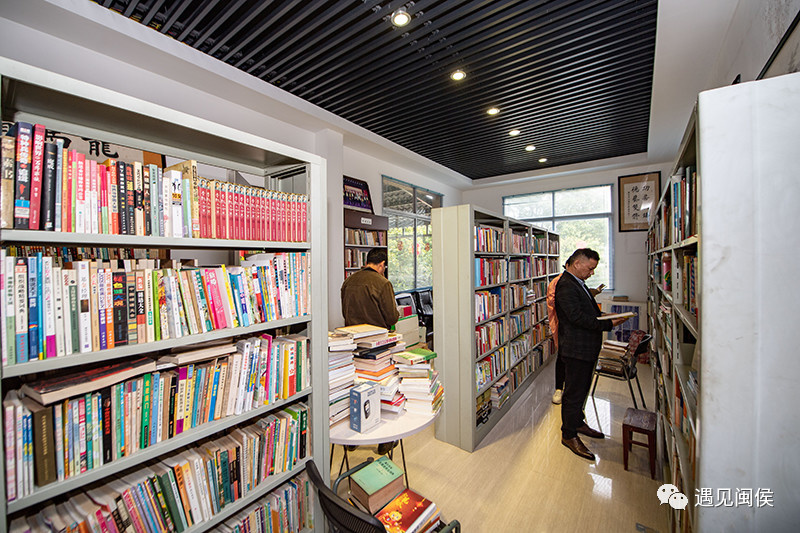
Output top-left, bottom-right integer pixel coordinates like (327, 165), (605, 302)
(555, 248), (628, 460)
(341, 248), (400, 330)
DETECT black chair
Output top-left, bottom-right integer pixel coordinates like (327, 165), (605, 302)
(414, 289), (434, 342)
(591, 330), (652, 409)
(306, 459), (461, 533)
(394, 292), (418, 316)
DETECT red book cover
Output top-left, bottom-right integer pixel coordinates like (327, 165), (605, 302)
(259, 190), (266, 242)
(236, 187), (244, 240)
(266, 191), (273, 242)
(375, 489), (435, 533)
(216, 184), (225, 239)
(203, 268), (226, 329)
(200, 180), (209, 238)
(104, 159), (118, 235)
(76, 152), (86, 232)
(300, 196), (307, 242)
(64, 150), (75, 232)
(10, 121), (33, 229)
(28, 123), (46, 230)
(98, 163), (107, 233)
(243, 188), (250, 241)
(224, 184), (232, 239)
(280, 195), (287, 241)
(125, 163), (135, 236)
(291, 195), (298, 242)
(90, 158), (98, 233)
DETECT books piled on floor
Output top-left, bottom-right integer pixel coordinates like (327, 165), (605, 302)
(328, 331), (356, 425)
(0, 252), (309, 367)
(7, 422), (311, 532)
(3, 335), (309, 498)
(1, 122), (308, 242)
(349, 456), (405, 514)
(376, 488), (440, 533)
(491, 375), (510, 409)
(394, 347), (443, 415)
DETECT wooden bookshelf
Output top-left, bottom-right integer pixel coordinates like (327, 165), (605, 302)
(432, 205), (558, 452)
(343, 208), (388, 279)
(647, 72), (800, 532)
(0, 59), (327, 532)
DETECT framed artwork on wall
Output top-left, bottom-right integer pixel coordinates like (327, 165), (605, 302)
(343, 175), (374, 213)
(618, 171), (660, 232)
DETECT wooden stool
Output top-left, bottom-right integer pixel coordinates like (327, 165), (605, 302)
(622, 407), (657, 479)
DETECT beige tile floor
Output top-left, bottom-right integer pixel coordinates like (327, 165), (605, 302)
(331, 360), (669, 532)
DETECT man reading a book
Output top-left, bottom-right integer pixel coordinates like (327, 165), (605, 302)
(555, 248), (629, 460)
(341, 248), (400, 330)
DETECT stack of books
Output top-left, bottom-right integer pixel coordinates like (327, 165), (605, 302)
(375, 488), (441, 533)
(328, 331), (357, 425)
(490, 375), (511, 409)
(394, 348), (443, 416)
(352, 332), (405, 415)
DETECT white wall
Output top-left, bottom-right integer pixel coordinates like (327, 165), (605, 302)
(462, 161), (671, 302)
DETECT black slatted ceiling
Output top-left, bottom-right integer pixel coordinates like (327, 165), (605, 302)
(101, 0), (658, 180)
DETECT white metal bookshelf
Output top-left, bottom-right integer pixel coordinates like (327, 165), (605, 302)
(432, 204), (559, 452)
(0, 58), (328, 532)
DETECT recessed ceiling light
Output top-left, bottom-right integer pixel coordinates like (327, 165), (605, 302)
(539, 157), (548, 163)
(487, 107), (500, 115)
(450, 69), (466, 81)
(525, 145), (536, 151)
(509, 129), (520, 136)
(391, 8), (411, 27)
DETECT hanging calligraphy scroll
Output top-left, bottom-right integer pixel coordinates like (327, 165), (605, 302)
(617, 171), (660, 232)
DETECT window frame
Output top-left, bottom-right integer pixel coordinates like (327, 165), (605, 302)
(382, 175), (442, 291)
(503, 184), (615, 289)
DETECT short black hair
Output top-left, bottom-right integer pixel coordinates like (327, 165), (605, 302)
(366, 248), (388, 265)
(567, 248), (600, 264)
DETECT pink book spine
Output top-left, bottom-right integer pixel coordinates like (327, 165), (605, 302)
(4, 405), (15, 501)
(204, 268), (227, 329)
(175, 366), (187, 435)
(99, 164), (108, 233)
(29, 124), (46, 230)
(300, 197), (307, 242)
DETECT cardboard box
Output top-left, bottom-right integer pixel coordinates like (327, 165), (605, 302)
(350, 382), (381, 432)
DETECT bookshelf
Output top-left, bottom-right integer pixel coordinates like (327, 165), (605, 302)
(343, 208), (388, 279)
(647, 72), (800, 532)
(432, 205), (559, 452)
(0, 59), (327, 532)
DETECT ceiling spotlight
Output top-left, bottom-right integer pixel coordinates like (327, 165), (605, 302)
(509, 129), (520, 136)
(450, 69), (466, 81)
(525, 145), (536, 151)
(391, 8), (411, 27)
(539, 157), (548, 163)
(487, 107), (500, 115)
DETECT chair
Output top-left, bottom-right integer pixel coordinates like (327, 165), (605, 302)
(622, 407), (658, 479)
(306, 459), (461, 533)
(394, 292), (418, 316)
(590, 330), (652, 409)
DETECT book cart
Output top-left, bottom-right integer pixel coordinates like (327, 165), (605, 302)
(431, 205), (558, 452)
(0, 58), (328, 532)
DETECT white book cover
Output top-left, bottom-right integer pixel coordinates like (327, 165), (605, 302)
(52, 265), (65, 357)
(187, 451), (212, 521)
(61, 269), (74, 356)
(144, 268), (155, 344)
(97, 267), (106, 350)
(166, 169), (183, 238)
(12, 261), (26, 364)
(167, 272), (184, 338)
(75, 160), (85, 234)
(148, 164), (159, 237)
(234, 339), (252, 415)
(177, 272), (199, 336)
(76, 261), (91, 353)
(0, 252), (12, 366)
(104, 267), (113, 348)
(225, 350), (242, 417)
(133, 161), (144, 236)
(89, 160), (99, 235)
(158, 166), (167, 237)
(42, 256), (56, 358)
(52, 401), (64, 482)
(177, 454), (203, 526)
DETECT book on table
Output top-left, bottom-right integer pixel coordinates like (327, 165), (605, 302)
(334, 324), (388, 339)
(349, 456), (405, 514)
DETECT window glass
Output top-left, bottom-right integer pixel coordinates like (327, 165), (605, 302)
(416, 220), (433, 288)
(387, 214), (415, 292)
(554, 186), (611, 216)
(504, 192), (552, 219)
(554, 217), (611, 288)
(383, 180), (414, 212)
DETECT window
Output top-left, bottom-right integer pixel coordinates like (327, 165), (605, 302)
(504, 185), (613, 288)
(383, 176), (442, 292)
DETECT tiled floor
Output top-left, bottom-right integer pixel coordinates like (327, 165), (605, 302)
(331, 359), (670, 532)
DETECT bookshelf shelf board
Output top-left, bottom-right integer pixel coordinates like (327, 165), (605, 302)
(509, 277), (533, 283)
(475, 282), (506, 290)
(474, 251), (507, 257)
(509, 303), (530, 313)
(676, 235), (699, 248)
(673, 304), (699, 338)
(5, 389), (312, 514)
(0, 230), (310, 250)
(182, 456), (310, 533)
(533, 253), (548, 257)
(534, 296), (547, 302)
(532, 274), (548, 280)
(509, 328), (532, 343)
(534, 317), (547, 327)
(508, 253), (531, 258)
(675, 364), (698, 430)
(344, 243), (387, 249)
(1, 315), (311, 378)
(475, 344), (505, 362)
(476, 310), (508, 326)
(345, 266), (362, 270)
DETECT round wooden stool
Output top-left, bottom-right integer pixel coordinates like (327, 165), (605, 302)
(622, 407), (657, 479)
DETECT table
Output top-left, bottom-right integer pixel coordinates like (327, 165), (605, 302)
(329, 409), (439, 487)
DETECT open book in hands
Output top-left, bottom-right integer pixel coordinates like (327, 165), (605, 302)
(598, 311), (636, 320)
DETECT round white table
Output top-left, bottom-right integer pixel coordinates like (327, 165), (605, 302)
(329, 409), (439, 487)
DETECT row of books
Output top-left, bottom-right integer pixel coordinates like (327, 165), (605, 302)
(7, 427), (310, 533)
(474, 258), (506, 287)
(473, 225), (505, 254)
(529, 279), (547, 300)
(532, 257), (548, 277)
(548, 237), (559, 255)
(476, 389), (491, 427)
(510, 232), (531, 255)
(508, 308), (532, 339)
(220, 473), (313, 533)
(474, 287), (506, 323)
(509, 351), (535, 390)
(533, 235), (548, 254)
(0, 251), (309, 366)
(508, 284), (528, 309)
(476, 346), (507, 392)
(531, 300), (547, 324)
(5, 335), (310, 498)
(475, 317), (508, 356)
(509, 335), (532, 367)
(508, 258), (532, 281)
(344, 228), (386, 247)
(344, 248), (370, 269)
(1, 123), (308, 242)
(490, 375), (510, 409)
(679, 252), (698, 318)
(671, 166), (698, 244)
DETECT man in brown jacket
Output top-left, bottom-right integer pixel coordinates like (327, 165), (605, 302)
(341, 248), (400, 330)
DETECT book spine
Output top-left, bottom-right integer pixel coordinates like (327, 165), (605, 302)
(99, 163), (108, 234)
(107, 160), (118, 235)
(53, 402), (64, 482)
(42, 256), (56, 358)
(77, 261), (91, 353)
(182, 176), (192, 239)
(112, 271), (128, 346)
(134, 161), (144, 236)
(85, 392), (94, 471)
(89, 159), (99, 235)
(0, 135), (16, 229)
(26, 255), (39, 361)
(126, 271), (138, 345)
(143, 164), (152, 236)
(28, 124), (45, 230)
(53, 265), (65, 357)
(105, 267), (115, 349)
(41, 141), (58, 230)
(12, 122), (33, 229)
(101, 386), (113, 464)
(144, 268), (155, 344)
(89, 262), (101, 352)
(136, 271), (146, 343)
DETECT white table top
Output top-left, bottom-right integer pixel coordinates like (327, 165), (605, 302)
(329, 409), (439, 446)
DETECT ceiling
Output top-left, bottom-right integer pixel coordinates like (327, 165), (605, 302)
(98, 0), (659, 180)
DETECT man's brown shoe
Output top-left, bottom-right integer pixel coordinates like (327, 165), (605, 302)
(577, 424), (605, 439)
(561, 436), (596, 460)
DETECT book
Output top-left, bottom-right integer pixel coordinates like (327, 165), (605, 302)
(599, 312), (636, 320)
(349, 456), (405, 514)
(160, 342), (236, 365)
(0, 135), (15, 229)
(335, 324), (389, 339)
(350, 382), (380, 433)
(375, 488), (438, 533)
(20, 357), (156, 405)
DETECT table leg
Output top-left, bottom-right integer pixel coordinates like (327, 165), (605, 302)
(330, 443), (335, 473)
(399, 439), (409, 488)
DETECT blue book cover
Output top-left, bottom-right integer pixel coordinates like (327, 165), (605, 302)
(150, 372), (160, 446)
(27, 255), (39, 360)
(94, 392), (103, 466)
(208, 363), (221, 422)
(134, 482), (161, 533)
(85, 393), (93, 470)
(191, 366), (204, 428)
(37, 252), (44, 359)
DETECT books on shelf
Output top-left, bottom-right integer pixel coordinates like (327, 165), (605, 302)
(329, 331), (356, 426)
(5, 334), (310, 498)
(220, 472), (313, 532)
(349, 456), (405, 514)
(0, 252), (309, 366)
(0, 122), (309, 242)
(473, 225), (505, 253)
